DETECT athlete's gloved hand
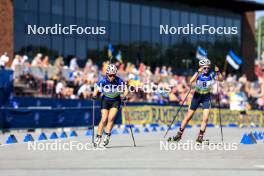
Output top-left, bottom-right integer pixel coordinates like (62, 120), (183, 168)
(198, 67), (203, 73)
(122, 96), (128, 102)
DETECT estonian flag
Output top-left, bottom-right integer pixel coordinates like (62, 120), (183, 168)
(116, 50), (123, 63)
(226, 50), (242, 70)
(108, 43), (114, 59)
(196, 46), (208, 60)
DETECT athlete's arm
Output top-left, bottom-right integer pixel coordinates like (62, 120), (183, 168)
(190, 67), (202, 84)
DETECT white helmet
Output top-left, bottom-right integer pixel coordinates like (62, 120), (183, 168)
(199, 58), (211, 67)
(106, 64), (118, 75)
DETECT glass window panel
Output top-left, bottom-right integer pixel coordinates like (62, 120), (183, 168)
(110, 1), (119, 23)
(14, 32), (26, 53)
(14, 0), (25, 10)
(121, 24), (130, 42)
(64, 0), (75, 17)
(52, 0), (63, 15)
(99, 0), (109, 21)
(26, 11), (38, 25)
(161, 8), (170, 25)
(39, 13), (51, 26)
(152, 7), (160, 27)
(198, 14), (207, 42)
(142, 6), (150, 26)
(88, 0), (97, 20)
(39, 0), (51, 13)
(142, 26), (151, 42)
(207, 15), (215, 43)
(180, 11), (188, 41)
(52, 14), (63, 25)
(14, 10), (26, 32)
(52, 36), (63, 55)
(99, 40), (107, 51)
(27, 0), (38, 11)
(121, 2), (130, 24)
(76, 0), (86, 18)
(190, 13), (197, 44)
(38, 35), (51, 50)
(76, 39), (86, 59)
(131, 4), (140, 25)
(171, 10), (180, 44)
(110, 22), (120, 42)
(64, 37), (75, 56)
(131, 25), (140, 42)
(152, 28), (160, 44)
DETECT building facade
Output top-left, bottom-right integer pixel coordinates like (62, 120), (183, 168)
(1, 0), (263, 79)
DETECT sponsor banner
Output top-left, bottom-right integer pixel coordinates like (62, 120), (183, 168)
(122, 106), (263, 126)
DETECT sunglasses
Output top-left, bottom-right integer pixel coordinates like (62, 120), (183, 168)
(203, 67), (210, 70)
(108, 74), (116, 78)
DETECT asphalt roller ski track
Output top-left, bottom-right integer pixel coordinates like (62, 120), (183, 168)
(1, 127), (264, 176)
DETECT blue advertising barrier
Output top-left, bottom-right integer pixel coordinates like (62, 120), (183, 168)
(0, 103), (122, 129)
(0, 70), (13, 108)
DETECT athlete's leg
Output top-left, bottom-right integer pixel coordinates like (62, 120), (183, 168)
(105, 107), (119, 134)
(97, 109), (109, 135)
(103, 107), (119, 146)
(200, 109), (210, 131)
(180, 109), (196, 129)
(196, 94), (211, 144)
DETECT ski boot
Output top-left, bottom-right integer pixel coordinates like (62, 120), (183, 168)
(94, 135), (102, 147)
(103, 135), (111, 146)
(168, 131), (183, 142)
(196, 135), (209, 145)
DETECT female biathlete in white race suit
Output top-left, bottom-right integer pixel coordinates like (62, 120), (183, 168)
(168, 58), (223, 144)
(92, 64), (128, 146)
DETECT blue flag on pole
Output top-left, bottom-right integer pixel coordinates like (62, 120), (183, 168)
(196, 46), (208, 60)
(226, 50), (242, 70)
(108, 43), (114, 59)
(116, 50), (123, 63)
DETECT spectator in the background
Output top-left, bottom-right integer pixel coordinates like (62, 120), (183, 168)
(11, 55), (22, 71)
(31, 53), (42, 67)
(0, 52), (9, 69)
(69, 57), (79, 71)
(229, 85), (251, 127)
(54, 56), (64, 69)
(55, 78), (66, 98)
(78, 79), (92, 99)
(42, 56), (51, 67)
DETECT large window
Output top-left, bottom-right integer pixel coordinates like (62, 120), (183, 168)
(13, 0), (243, 68)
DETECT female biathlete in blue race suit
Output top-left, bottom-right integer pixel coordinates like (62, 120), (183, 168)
(168, 58), (223, 144)
(92, 64), (128, 146)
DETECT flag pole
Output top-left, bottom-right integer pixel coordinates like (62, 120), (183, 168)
(223, 59), (228, 77)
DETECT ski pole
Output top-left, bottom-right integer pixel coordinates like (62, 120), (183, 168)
(92, 100), (95, 145)
(216, 80), (224, 143)
(163, 86), (192, 139)
(123, 101), (136, 147)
